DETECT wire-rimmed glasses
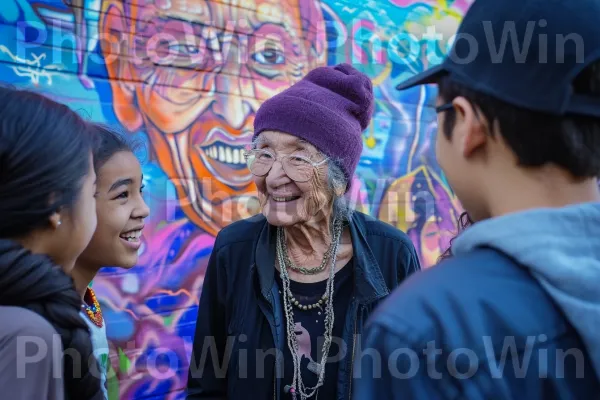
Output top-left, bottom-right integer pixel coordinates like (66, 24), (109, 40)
(244, 149), (328, 183)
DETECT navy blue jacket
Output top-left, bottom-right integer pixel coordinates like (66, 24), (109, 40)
(186, 212), (420, 399)
(353, 248), (600, 399)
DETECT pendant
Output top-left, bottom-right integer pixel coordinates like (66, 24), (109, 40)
(307, 361), (322, 375)
(81, 287), (103, 328)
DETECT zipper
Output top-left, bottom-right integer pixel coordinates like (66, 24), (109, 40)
(268, 290), (279, 400)
(267, 287), (282, 400)
(251, 261), (281, 400)
(348, 302), (359, 399)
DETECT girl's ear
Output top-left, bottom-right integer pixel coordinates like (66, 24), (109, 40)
(49, 211), (61, 229)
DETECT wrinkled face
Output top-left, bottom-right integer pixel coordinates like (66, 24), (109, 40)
(252, 131), (331, 226)
(101, 0), (327, 235)
(79, 151), (150, 269)
(52, 153), (98, 272)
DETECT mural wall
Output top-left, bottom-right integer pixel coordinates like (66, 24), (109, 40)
(0, 0), (471, 398)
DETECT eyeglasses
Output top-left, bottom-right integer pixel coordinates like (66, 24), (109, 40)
(435, 103), (454, 113)
(244, 149), (328, 183)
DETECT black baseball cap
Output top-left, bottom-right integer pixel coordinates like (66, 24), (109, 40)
(396, 0), (600, 118)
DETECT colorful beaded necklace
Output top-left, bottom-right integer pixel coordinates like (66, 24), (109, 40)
(82, 287), (103, 328)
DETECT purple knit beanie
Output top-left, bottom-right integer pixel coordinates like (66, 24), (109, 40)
(253, 63), (374, 191)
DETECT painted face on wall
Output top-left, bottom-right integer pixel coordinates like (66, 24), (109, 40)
(378, 166), (463, 267)
(100, 0), (327, 235)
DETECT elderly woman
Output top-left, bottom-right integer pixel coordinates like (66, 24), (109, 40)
(186, 63), (421, 400)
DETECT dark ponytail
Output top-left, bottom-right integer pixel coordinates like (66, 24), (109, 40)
(438, 211), (473, 262)
(0, 86), (103, 399)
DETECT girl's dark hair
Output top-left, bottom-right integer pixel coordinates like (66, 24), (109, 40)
(89, 123), (142, 172)
(0, 86), (92, 238)
(438, 211), (473, 262)
(0, 86), (102, 399)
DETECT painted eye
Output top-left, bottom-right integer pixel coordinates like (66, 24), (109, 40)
(168, 43), (201, 56)
(252, 49), (285, 65)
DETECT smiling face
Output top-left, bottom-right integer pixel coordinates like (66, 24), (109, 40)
(79, 151), (150, 269)
(101, 0), (327, 235)
(252, 131), (331, 226)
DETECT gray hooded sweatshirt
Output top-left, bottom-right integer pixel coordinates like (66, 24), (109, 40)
(0, 306), (65, 399)
(451, 201), (600, 381)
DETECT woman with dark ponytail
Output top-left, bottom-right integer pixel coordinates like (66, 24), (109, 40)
(438, 211), (473, 261)
(0, 86), (103, 399)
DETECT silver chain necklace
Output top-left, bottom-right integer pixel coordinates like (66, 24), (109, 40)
(282, 239), (334, 275)
(276, 218), (343, 400)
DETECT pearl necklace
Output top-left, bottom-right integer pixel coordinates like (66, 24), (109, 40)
(287, 290), (328, 311)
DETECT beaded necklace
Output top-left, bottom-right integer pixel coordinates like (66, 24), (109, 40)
(277, 217), (342, 400)
(81, 287), (103, 328)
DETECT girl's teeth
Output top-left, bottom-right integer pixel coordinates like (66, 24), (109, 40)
(121, 230), (143, 242)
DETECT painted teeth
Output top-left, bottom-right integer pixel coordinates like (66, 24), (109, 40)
(205, 146), (246, 165)
(273, 196), (297, 202)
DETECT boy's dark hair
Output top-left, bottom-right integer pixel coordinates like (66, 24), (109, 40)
(438, 61), (600, 178)
(89, 123), (145, 172)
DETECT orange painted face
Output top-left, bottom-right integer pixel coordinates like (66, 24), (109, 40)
(101, 0), (327, 235)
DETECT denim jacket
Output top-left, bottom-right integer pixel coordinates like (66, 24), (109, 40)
(186, 212), (421, 400)
(353, 247), (600, 399)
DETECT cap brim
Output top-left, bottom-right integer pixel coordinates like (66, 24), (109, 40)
(395, 64), (447, 91)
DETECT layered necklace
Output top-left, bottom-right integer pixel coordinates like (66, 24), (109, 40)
(276, 217), (343, 400)
(81, 287), (103, 328)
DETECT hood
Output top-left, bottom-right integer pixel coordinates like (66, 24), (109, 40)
(452, 202), (600, 380)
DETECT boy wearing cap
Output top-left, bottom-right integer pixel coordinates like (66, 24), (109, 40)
(353, 0), (600, 398)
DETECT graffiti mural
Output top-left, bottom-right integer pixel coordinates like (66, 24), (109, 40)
(0, 0), (471, 398)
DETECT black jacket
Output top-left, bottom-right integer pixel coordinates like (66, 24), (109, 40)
(353, 247), (600, 399)
(0, 239), (104, 400)
(186, 212), (421, 399)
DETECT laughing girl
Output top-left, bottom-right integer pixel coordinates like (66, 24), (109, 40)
(71, 124), (150, 398)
